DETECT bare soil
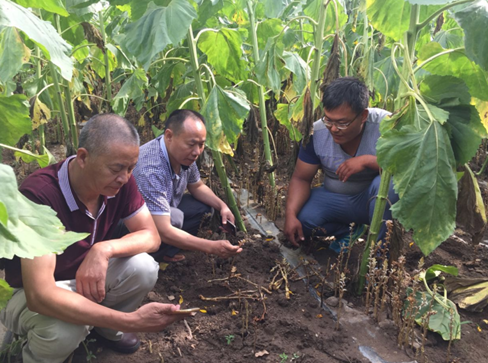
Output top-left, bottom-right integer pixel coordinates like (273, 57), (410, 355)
(70, 225), (488, 363)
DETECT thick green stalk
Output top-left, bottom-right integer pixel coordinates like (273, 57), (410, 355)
(357, 5), (420, 294)
(247, 0), (275, 189)
(63, 80), (79, 150)
(186, 26), (246, 232)
(54, 14), (78, 151)
(49, 62), (72, 155)
(36, 46), (45, 155)
(99, 10), (112, 105)
(309, 0), (329, 109)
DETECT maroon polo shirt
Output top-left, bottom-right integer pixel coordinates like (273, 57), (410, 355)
(4, 156), (145, 288)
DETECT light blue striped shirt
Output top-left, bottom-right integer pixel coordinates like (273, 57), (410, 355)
(133, 136), (200, 216)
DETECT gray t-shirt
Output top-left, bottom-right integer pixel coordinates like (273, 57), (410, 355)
(298, 108), (390, 195)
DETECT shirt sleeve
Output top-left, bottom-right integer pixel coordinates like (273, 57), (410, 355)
(133, 170), (171, 216)
(297, 135), (320, 165)
(187, 163), (201, 184)
(120, 176), (146, 219)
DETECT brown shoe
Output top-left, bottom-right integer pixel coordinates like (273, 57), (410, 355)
(89, 330), (140, 354)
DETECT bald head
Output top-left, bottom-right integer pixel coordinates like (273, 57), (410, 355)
(78, 114), (139, 156)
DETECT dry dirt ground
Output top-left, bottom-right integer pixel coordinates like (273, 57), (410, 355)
(69, 226), (488, 363)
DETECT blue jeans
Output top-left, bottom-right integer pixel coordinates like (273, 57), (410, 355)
(297, 175), (398, 242)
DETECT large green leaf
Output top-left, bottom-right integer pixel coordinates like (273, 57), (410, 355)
(0, 0), (73, 80)
(0, 94), (31, 146)
(255, 38), (283, 93)
(262, 0), (284, 18)
(0, 27), (30, 83)
(418, 42), (488, 101)
(444, 105), (485, 166)
(255, 18), (283, 50)
(16, 0), (69, 16)
(91, 47), (117, 79)
(121, 0), (196, 69)
(304, 0), (347, 35)
(0, 164), (89, 260)
(419, 75), (470, 106)
(407, 0), (457, 4)
(453, 0), (488, 71)
(195, 0), (223, 26)
(0, 279), (13, 311)
(112, 69), (148, 115)
(378, 122), (457, 256)
(202, 85), (250, 155)
(367, 0), (441, 41)
(198, 28), (247, 83)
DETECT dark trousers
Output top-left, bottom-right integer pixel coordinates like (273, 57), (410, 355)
(112, 194), (212, 261)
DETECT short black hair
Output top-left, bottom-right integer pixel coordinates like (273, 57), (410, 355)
(321, 77), (369, 114)
(79, 113), (139, 156)
(164, 109), (206, 135)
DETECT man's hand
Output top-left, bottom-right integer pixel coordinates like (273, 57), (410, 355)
(336, 155), (376, 182)
(284, 216), (304, 247)
(208, 240), (242, 258)
(76, 243), (112, 303)
(220, 205), (235, 225)
(127, 303), (187, 332)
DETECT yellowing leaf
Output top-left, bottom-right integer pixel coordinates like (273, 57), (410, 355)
(409, 242), (414, 248)
(231, 309), (238, 316)
(138, 115), (145, 127)
(159, 262), (169, 271)
(179, 295), (183, 304)
(477, 325), (482, 332)
(316, 314), (323, 318)
(199, 309), (207, 314)
(31, 97), (51, 130)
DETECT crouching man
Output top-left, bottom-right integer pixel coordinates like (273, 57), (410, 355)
(1, 114), (185, 363)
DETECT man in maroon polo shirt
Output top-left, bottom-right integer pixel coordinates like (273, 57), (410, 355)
(0, 114), (187, 363)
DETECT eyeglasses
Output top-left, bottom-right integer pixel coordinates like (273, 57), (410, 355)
(321, 111), (363, 130)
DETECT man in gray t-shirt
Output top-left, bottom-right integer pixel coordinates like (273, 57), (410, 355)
(284, 77), (398, 251)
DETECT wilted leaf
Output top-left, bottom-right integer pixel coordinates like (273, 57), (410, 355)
(274, 103), (302, 142)
(0, 164), (88, 260)
(283, 51), (309, 94)
(0, 94), (31, 146)
(0, 143), (54, 168)
(446, 277), (488, 313)
(0, 0), (73, 80)
(406, 289), (461, 340)
(30, 96), (51, 130)
(112, 69), (148, 115)
(202, 86), (250, 154)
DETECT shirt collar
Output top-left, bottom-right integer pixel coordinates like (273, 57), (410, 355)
(57, 155), (113, 214)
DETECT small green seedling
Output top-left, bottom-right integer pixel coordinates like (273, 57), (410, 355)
(279, 352), (289, 362)
(225, 334), (235, 345)
(291, 352), (301, 361)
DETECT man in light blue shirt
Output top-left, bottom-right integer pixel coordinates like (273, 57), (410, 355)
(284, 77), (398, 251)
(133, 109), (242, 262)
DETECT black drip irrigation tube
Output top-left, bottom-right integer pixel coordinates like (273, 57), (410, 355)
(238, 189), (418, 363)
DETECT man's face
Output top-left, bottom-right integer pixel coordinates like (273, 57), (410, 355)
(322, 103), (368, 146)
(165, 117), (206, 167)
(82, 142), (139, 197)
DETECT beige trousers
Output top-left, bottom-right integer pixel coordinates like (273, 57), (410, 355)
(0, 253), (158, 363)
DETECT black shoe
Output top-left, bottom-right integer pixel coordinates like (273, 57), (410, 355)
(88, 330), (141, 354)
